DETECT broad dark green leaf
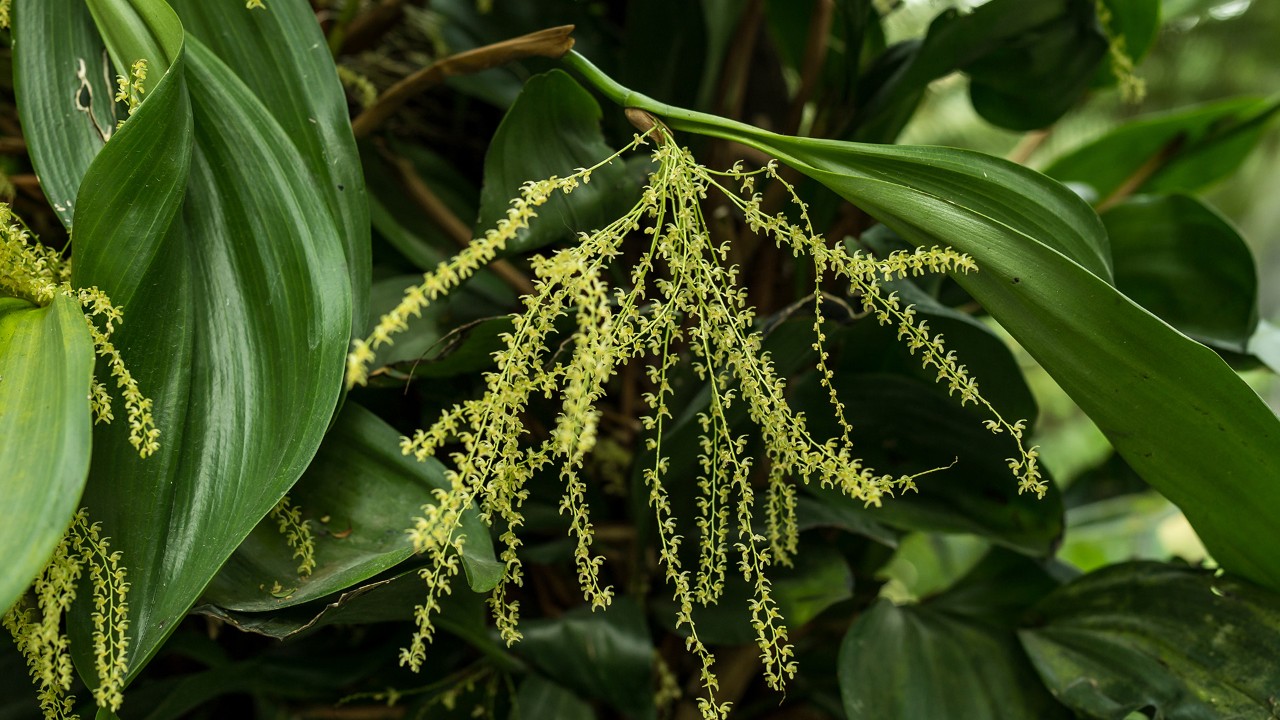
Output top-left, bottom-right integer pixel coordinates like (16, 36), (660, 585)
(476, 70), (638, 255)
(0, 295), (94, 614)
(16, 0), (357, 678)
(202, 403), (500, 612)
(1045, 95), (1280, 202)
(516, 598), (654, 716)
(839, 549), (1068, 720)
(1020, 562), (1280, 719)
(1103, 194), (1258, 353)
(852, 0), (1107, 140)
(834, 275), (1040, 429)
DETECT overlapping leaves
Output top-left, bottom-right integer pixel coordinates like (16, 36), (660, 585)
(14, 0), (364, 680)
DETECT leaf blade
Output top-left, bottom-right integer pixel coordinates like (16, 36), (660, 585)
(0, 295), (95, 613)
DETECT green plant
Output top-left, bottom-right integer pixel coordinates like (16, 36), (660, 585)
(2, 0), (1279, 718)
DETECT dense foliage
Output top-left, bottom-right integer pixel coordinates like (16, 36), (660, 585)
(2, 0), (1278, 718)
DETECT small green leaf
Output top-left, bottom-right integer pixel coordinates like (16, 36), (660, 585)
(839, 550), (1068, 719)
(202, 403), (501, 612)
(1045, 95), (1280, 202)
(476, 70), (638, 255)
(0, 295), (95, 614)
(852, 0), (1107, 140)
(1020, 562), (1280, 719)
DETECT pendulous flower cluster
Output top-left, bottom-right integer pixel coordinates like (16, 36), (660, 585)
(346, 124), (1041, 718)
(3, 510), (131, 719)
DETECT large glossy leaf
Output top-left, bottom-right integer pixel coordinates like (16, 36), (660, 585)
(585, 79), (1280, 589)
(163, 0), (370, 330)
(0, 295), (94, 614)
(839, 549), (1068, 719)
(476, 70), (638, 255)
(1102, 194), (1258, 353)
(202, 403), (501, 612)
(17, 0), (356, 678)
(1020, 562), (1280, 719)
(1045, 95), (1280, 202)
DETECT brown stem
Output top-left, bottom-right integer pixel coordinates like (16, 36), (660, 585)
(351, 25), (577, 139)
(0, 137), (27, 155)
(714, 0), (766, 123)
(782, 0), (835, 136)
(380, 145), (536, 297)
(1005, 128), (1051, 165)
(10, 174), (40, 193)
(1096, 133), (1186, 213)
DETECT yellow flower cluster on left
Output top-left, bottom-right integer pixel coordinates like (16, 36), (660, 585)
(0, 205), (159, 456)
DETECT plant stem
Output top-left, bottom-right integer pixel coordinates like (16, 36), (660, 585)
(352, 25), (576, 139)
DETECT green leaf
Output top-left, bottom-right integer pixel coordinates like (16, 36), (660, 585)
(85, 0), (182, 80)
(476, 70), (638, 255)
(1102, 194), (1258, 353)
(1020, 562), (1280, 719)
(15, 0), (357, 678)
(839, 550), (1068, 719)
(13, 0), (115, 228)
(852, 0), (1107, 140)
(515, 597), (654, 716)
(162, 0), (371, 331)
(1045, 95), (1280, 202)
(1057, 492), (1206, 574)
(194, 568), (501, 680)
(0, 295), (95, 614)
(202, 403), (500, 612)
